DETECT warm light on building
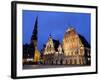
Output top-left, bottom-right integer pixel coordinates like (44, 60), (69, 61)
(34, 47), (40, 63)
(43, 27), (91, 65)
(44, 35), (55, 55)
(23, 17), (91, 65)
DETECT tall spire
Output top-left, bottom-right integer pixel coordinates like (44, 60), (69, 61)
(31, 17), (38, 47)
(31, 17), (38, 42)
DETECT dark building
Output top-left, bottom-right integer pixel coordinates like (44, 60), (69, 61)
(31, 17), (38, 47)
(78, 34), (91, 65)
(23, 17), (40, 64)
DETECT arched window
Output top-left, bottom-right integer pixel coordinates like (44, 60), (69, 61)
(80, 49), (83, 54)
(75, 51), (77, 55)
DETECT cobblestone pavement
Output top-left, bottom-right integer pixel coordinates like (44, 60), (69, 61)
(23, 64), (89, 69)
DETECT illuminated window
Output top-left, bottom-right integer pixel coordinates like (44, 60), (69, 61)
(80, 49), (83, 54)
(75, 50), (78, 55)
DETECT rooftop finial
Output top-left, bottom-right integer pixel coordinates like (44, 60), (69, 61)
(67, 27), (74, 32)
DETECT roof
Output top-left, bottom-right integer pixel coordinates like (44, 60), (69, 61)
(53, 39), (60, 51)
(78, 34), (90, 48)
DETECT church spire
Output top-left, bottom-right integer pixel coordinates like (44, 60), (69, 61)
(31, 17), (38, 46)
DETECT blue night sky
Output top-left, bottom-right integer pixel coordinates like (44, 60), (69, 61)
(23, 10), (91, 51)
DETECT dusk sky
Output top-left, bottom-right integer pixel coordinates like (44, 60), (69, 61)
(23, 10), (91, 51)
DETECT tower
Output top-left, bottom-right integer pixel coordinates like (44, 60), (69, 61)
(31, 17), (38, 47)
(31, 17), (40, 63)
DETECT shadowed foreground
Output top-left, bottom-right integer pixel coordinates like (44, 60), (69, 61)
(23, 64), (90, 69)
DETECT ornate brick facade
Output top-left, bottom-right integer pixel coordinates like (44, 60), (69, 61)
(43, 27), (90, 65)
